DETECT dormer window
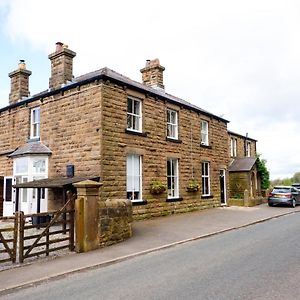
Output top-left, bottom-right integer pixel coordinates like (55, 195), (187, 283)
(201, 120), (209, 146)
(30, 107), (40, 139)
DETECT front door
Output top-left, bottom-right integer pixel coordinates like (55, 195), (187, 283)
(3, 177), (15, 216)
(220, 169), (226, 205)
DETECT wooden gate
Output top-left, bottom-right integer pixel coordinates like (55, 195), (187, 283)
(0, 215), (18, 263)
(18, 197), (75, 263)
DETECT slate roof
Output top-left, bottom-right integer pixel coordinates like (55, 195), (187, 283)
(0, 67), (229, 123)
(8, 142), (52, 157)
(229, 157), (257, 172)
(228, 130), (257, 142)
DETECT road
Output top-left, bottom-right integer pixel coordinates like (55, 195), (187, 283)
(3, 213), (300, 300)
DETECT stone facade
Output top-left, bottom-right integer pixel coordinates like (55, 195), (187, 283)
(228, 131), (262, 203)
(0, 43), (254, 219)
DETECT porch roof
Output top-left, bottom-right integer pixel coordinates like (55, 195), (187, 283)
(229, 157), (257, 172)
(13, 176), (100, 189)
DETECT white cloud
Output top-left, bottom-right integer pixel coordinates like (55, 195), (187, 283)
(1, 0), (300, 179)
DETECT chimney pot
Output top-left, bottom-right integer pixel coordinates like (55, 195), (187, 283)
(55, 42), (64, 52)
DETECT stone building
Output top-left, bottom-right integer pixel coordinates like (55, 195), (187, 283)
(228, 131), (261, 200)
(0, 42), (254, 219)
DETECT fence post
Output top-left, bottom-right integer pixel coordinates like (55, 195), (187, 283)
(18, 211), (24, 263)
(73, 180), (102, 253)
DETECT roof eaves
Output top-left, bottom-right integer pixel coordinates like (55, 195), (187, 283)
(0, 68), (229, 123)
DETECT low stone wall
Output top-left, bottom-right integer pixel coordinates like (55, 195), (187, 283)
(228, 197), (266, 207)
(98, 199), (133, 247)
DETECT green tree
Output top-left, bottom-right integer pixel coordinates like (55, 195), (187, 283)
(256, 155), (270, 189)
(292, 172), (300, 183)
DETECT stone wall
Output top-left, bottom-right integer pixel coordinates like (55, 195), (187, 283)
(100, 83), (229, 219)
(98, 199), (133, 247)
(228, 133), (256, 158)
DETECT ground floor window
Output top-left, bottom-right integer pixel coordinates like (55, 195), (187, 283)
(127, 154), (142, 201)
(167, 158), (179, 198)
(202, 162), (211, 196)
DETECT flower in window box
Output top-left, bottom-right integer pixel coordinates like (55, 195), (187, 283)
(150, 180), (167, 195)
(186, 179), (200, 192)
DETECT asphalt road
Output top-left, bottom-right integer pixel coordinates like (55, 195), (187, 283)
(3, 213), (300, 300)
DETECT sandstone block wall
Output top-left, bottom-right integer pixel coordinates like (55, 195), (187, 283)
(100, 83), (229, 219)
(98, 199), (133, 247)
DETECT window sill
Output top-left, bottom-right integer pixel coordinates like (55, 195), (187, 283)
(200, 144), (212, 149)
(201, 195), (214, 199)
(131, 200), (148, 206)
(166, 137), (182, 144)
(125, 129), (147, 137)
(166, 197), (183, 202)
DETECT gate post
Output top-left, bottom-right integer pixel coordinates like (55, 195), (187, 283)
(73, 180), (102, 253)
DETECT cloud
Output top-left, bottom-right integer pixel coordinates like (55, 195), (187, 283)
(1, 0), (300, 179)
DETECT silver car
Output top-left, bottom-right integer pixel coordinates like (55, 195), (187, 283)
(268, 186), (300, 208)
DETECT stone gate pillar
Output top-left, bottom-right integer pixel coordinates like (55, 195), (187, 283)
(73, 180), (102, 253)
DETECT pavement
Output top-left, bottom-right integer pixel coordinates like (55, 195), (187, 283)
(1, 203), (300, 295)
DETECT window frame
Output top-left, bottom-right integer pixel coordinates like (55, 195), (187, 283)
(246, 141), (251, 157)
(167, 158), (179, 199)
(126, 154), (143, 202)
(230, 138), (237, 157)
(201, 161), (211, 196)
(127, 97), (142, 133)
(167, 109), (178, 140)
(30, 107), (40, 139)
(201, 120), (209, 146)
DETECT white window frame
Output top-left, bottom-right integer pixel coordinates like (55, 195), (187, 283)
(126, 154), (142, 202)
(230, 138), (237, 157)
(246, 141), (251, 157)
(201, 120), (209, 146)
(201, 161), (211, 196)
(30, 107), (40, 139)
(167, 158), (179, 199)
(127, 97), (142, 132)
(167, 109), (178, 139)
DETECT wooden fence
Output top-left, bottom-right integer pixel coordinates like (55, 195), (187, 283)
(0, 216), (18, 263)
(0, 198), (75, 265)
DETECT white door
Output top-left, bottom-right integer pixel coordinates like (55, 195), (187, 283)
(3, 177), (15, 216)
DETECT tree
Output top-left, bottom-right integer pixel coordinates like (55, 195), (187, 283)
(256, 155), (270, 189)
(292, 172), (300, 183)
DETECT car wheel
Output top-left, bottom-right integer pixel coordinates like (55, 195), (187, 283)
(268, 203), (273, 207)
(292, 199), (296, 208)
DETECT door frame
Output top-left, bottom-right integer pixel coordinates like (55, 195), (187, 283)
(220, 169), (227, 205)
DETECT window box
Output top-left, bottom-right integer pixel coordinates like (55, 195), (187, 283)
(150, 180), (166, 195)
(186, 179), (200, 192)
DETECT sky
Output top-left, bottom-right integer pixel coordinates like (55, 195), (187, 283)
(0, 0), (299, 180)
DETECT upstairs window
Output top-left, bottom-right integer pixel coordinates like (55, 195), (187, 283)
(201, 161), (211, 196)
(230, 138), (237, 157)
(127, 154), (142, 201)
(127, 97), (142, 132)
(30, 107), (40, 139)
(201, 120), (209, 145)
(167, 109), (178, 139)
(167, 158), (179, 198)
(246, 142), (251, 157)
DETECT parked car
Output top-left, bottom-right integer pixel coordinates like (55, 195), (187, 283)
(292, 183), (300, 190)
(268, 186), (300, 207)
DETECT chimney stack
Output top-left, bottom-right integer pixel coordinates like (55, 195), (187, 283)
(140, 59), (165, 90)
(48, 42), (76, 89)
(8, 60), (32, 105)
